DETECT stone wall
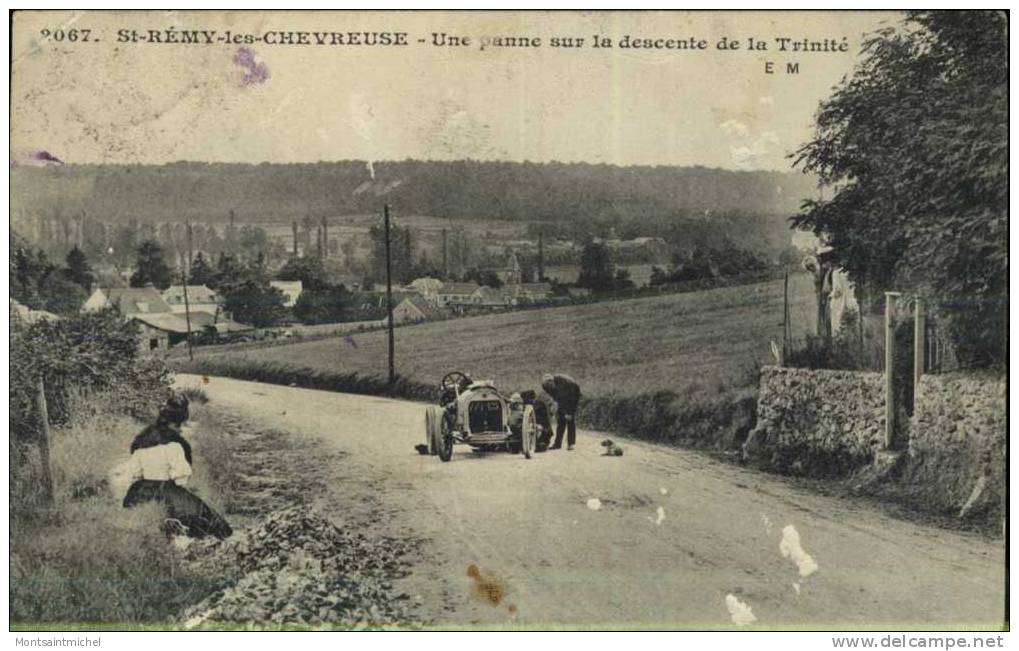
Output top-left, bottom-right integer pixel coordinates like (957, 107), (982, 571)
(742, 365), (1006, 526)
(742, 366), (886, 477)
(902, 372), (1006, 520)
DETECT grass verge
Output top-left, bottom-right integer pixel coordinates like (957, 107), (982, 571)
(10, 396), (234, 625)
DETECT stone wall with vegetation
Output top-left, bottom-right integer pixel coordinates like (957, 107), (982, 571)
(901, 372), (1006, 521)
(742, 366), (885, 477)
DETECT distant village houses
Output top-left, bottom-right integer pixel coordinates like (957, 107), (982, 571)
(82, 286), (178, 353)
(436, 282), (481, 308)
(384, 295), (447, 326)
(82, 285), (247, 354)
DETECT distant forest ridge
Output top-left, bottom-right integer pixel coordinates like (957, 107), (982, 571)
(11, 160), (818, 225)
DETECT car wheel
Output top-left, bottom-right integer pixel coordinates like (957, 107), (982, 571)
(521, 405), (536, 459)
(438, 416), (454, 462)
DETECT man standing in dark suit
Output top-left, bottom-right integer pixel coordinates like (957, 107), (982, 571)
(541, 373), (581, 451)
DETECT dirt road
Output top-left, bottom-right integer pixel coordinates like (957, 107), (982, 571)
(179, 374), (1005, 630)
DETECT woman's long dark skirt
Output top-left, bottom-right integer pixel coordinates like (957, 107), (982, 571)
(123, 480), (232, 539)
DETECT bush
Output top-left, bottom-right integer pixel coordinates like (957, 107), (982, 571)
(10, 308), (171, 518)
(294, 285), (354, 325)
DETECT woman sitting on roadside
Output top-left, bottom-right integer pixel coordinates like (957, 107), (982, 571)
(123, 394), (232, 540)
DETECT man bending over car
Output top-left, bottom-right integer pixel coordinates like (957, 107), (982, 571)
(541, 373), (581, 451)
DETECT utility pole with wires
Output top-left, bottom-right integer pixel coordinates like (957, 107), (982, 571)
(384, 204), (396, 385)
(182, 218), (194, 361)
(441, 227), (448, 278)
(186, 219), (194, 271)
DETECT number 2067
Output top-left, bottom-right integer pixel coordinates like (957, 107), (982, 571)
(40, 28), (93, 42)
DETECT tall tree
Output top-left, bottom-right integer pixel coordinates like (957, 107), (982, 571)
(577, 242), (615, 292)
(212, 252), (247, 289)
(11, 231), (54, 309)
(793, 11), (1007, 366)
(293, 285), (352, 325)
(369, 221), (416, 284)
(65, 246), (92, 292)
(111, 223), (138, 267)
(276, 256), (329, 291)
(129, 239), (174, 290)
(188, 252), (216, 287)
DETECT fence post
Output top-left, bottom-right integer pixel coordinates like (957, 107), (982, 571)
(913, 297), (925, 412)
(782, 271), (790, 363)
(884, 292), (902, 450)
(34, 377), (55, 505)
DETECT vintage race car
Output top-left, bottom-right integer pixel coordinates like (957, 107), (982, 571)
(423, 371), (553, 462)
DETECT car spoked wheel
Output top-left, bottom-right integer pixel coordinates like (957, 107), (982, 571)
(438, 417), (454, 462)
(521, 405), (537, 459)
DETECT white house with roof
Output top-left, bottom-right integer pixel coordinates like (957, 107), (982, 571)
(410, 277), (444, 303)
(269, 280), (303, 308)
(161, 284), (220, 314)
(384, 295), (447, 326)
(82, 286), (173, 316)
(471, 285), (513, 308)
(437, 282), (480, 307)
(82, 286), (184, 353)
(82, 285), (249, 353)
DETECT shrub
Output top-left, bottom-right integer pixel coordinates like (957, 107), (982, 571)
(293, 285), (354, 325)
(10, 308), (171, 517)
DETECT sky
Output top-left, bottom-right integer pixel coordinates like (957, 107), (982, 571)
(11, 10), (898, 171)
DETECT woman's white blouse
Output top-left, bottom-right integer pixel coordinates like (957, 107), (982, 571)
(128, 442), (192, 486)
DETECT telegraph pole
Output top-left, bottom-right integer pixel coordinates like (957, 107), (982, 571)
(441, 228), (448, 278)
(182, 218), (194, 361)
(186, 219), (194, 271)
(384, 204), (396, 384)
(537, 230), (545, 281)
(321, 215), (329, 259)
(884, 291), (901, 449)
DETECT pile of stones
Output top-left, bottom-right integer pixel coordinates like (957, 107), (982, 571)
(182, 507), (419, 629)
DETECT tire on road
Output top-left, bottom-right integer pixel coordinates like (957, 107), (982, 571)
(521, 405), (537, 459)
(438, 411), (454, 462)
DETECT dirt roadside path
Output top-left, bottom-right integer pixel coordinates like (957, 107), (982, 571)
(177, 374), (1006, 630)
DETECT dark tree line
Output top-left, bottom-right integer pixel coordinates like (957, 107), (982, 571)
(12, 160), (815, 228)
